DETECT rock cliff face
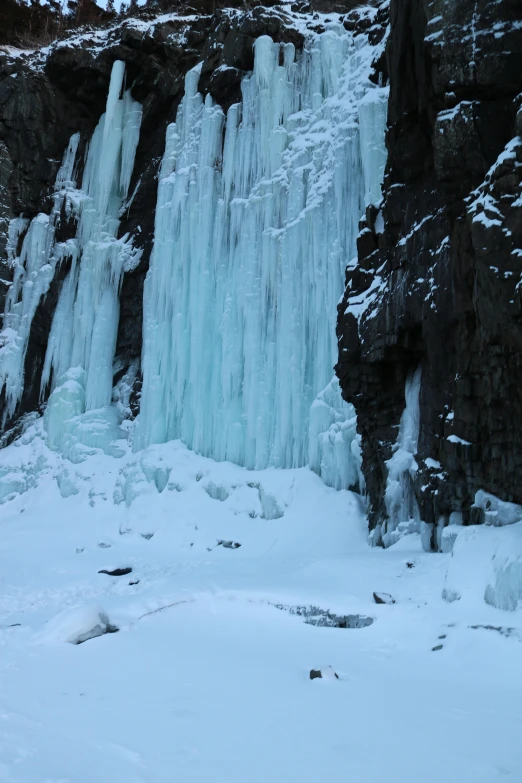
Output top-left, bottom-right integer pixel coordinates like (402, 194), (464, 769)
(336, 0), (522, 545)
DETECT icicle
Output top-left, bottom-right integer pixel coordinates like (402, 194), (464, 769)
(40, 251), (80, 394)
(137, 27), (388, 486)
(0, 132), (80, 422)
(308, 377), (361, 491)
(42, 61), (142, 413)
(121, 91), (143, 196)
(5, 217), (30, 266)
(358, 86), (388, 207)
(379, 366), (422, 548)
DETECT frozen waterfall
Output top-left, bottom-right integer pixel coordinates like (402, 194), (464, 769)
(137, 28), (388, 487)
(0, 133), (80, 424)
(0, 59), (142, 448)
(378, 366), (422, 548)
(42, 62), (142, 455)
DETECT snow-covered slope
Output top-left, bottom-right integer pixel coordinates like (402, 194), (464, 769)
(0, 424), (521, 782)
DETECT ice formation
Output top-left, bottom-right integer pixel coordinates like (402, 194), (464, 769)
(473, 489), (522, 527)
(2, 30), (388, 496)
(43, 62), (142, 406)
(443, 520), (522, 612)
(42, 61), (142, 454)
(308, 377), (362, 491)
(137, 29), (388, 488)
(0, 58), (142, 457)
(0, 133), (80, 423)
(378, 366), (422, 548)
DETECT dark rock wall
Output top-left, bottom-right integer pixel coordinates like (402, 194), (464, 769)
(336, 0), (522, 545)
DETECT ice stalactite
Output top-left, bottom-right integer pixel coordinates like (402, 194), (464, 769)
(377, 366), (422, 548)
(43, 61), (142, 457)
(358, 87), (388, 208)
(138, 28), (388, 489)
(0, 132), (80, 424)
(308, 377), (362, 492)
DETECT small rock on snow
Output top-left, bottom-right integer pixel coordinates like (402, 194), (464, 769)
(310, 666), (339, 680)
(373, 592), (395, 604)
(98, 567), (133, 577)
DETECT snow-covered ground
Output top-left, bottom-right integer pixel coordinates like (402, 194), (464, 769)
(0, 424), (521, 782)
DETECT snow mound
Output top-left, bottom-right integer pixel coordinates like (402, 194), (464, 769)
(473, 489), (522, 527)
(37, 604), (118, 645)
(442, 522), (522, 611)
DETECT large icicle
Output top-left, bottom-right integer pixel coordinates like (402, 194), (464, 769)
(358, 86), (388, 207)
(0, 132), (80, 423)
(379, 366), (422, 548)
(138, 27), (388, 486)
(43, 61), (142, 452)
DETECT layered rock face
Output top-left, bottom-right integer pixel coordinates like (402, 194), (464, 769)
(336, 0), (522, 545)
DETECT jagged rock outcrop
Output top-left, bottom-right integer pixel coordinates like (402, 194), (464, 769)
(336, 0), (522, 546)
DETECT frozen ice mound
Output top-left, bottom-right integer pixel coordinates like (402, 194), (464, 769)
(45, 369), (128, 462)
(473, 489), (522, 527)
(308, 377), (361, 492)
(112, 439), (291, 521)
(0, 439), (48, 504)
(56, 466), (80, 498)
(36, 604), (118, 645)
(484, 524), (522, 611)
(442, 520), (522, 611)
